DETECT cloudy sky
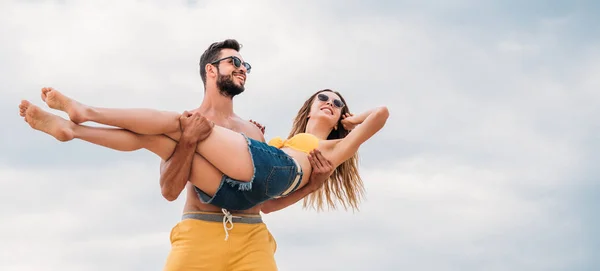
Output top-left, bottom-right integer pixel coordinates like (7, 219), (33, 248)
(1, 0), (599, 270)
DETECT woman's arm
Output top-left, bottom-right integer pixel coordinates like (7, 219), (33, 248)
(329, 106), (389, 167)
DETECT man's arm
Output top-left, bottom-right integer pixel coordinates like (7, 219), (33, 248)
(159, 136), (197, 201)
(261, 149), (334, 214)
(160, 111), (213, 201)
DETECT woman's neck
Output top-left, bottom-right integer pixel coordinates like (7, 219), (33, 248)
(305, 121), (333, 140)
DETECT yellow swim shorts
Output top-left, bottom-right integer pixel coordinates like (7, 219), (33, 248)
(162, 210), (278, 271)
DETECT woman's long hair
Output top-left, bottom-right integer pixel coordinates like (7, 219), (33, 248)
(288, 89), (365, 211)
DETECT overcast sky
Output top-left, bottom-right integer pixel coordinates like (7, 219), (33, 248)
(1, 0), (599, 270)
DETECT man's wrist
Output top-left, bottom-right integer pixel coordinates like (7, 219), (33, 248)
(180, 131), (199, 148)
(305, 182), (319, 193)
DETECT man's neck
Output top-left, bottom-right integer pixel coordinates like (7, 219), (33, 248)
(198, 88), (236, 119)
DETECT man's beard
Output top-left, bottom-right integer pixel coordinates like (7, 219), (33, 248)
(216, 73), (245, 98)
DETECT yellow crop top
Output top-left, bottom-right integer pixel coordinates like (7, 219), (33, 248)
(268, 133), (320, 154)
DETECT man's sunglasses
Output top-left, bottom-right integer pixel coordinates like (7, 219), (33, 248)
(211, 56), (252, 73)
(317, 93), (345, 108)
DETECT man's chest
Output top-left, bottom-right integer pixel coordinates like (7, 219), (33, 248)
(216, 120), (263, 141)
(213, 119), (245, 133)
(198, 114), (261, 140)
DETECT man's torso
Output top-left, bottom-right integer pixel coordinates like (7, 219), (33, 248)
(182, 111), (265, 215)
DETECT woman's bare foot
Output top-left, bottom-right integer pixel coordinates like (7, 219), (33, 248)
(40, 87), (88, 124)
(20, 100), (75, 142)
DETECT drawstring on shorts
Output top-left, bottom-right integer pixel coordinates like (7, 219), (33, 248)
(181, 210), (263, 241)
(221, 208), (241, 241)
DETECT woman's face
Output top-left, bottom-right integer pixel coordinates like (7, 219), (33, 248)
(308, 91), (346, 128)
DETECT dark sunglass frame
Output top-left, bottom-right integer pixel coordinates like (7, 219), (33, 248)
(211, 56), (252, 73)
(317, 93), (345, 108)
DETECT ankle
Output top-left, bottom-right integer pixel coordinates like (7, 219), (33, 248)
(81, 106), (95, 122)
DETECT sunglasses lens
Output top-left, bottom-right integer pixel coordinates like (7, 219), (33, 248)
(243, 63), (251, 73)
(232, 57), (241, 67)
(333, 100), (344, 108)
(317, 94), (328, 101)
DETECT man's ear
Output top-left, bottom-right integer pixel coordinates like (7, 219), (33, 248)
(206, 63), (217, 79)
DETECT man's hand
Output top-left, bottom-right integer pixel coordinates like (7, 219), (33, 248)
(306, 149), (334, 192)
(249, 119), (266, 134)
(160, 111), (209, 201)
(260, 149), (334, 214)
(180, 111), (214, 142)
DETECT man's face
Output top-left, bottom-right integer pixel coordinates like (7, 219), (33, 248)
(213, 49), (249, 98)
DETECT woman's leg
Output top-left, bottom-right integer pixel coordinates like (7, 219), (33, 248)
(35, 87), (263, 183)
(192, 125), (258, 182)
(40, 87), (260, 182)
(19, 100), (223, 195)
(69, 107), (260, 183)
(21, 100), (174, 159)
(40, 87), (181, 135)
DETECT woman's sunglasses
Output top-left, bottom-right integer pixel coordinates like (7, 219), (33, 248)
(317, 93), (345, 108)
(211, 56), (252, 73)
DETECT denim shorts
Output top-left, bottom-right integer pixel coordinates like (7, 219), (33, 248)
(194, 134), (304, 210)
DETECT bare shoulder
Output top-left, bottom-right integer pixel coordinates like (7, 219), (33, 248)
(235, 117), (265, 142)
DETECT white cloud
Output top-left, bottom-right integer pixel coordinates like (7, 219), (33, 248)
(1, 0), (599, 270)
(266, 159), (586, 270)
(2, 152), (582, 270)
(0, 163), (180, 271)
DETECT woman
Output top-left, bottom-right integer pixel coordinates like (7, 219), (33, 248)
(19, 87), (389, 211)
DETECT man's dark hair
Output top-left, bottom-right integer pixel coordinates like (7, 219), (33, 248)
(199, 39), (242, 85)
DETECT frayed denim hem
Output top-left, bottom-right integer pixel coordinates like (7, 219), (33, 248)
(223, 133), (256, 192)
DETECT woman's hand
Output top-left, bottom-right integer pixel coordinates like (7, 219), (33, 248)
(340, 113), (361, 131)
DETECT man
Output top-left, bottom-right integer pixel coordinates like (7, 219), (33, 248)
(160, 39), (334, 270)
